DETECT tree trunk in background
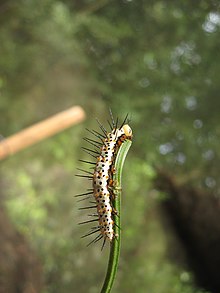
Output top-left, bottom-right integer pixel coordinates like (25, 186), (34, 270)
(0, 205), (43, 293)
(155, 171), (220, 293)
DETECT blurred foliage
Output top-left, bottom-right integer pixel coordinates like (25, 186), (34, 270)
(0, 0), (219, 292)
(74, 0), (220, 192)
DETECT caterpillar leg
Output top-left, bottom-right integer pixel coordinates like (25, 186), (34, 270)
(112, 207), (119, 216)
(108, 180), (122, 200)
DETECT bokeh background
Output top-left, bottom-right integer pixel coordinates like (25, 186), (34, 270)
(1, 1), (220, 293)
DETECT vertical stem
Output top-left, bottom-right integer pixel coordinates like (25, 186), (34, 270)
(101, 139), (132, 293)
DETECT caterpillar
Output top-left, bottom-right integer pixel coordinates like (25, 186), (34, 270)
(76, 111), (132, 249)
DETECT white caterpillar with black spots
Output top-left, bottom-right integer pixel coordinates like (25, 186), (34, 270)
(76, 114), (132, 248)
(93, 125), (132, 241)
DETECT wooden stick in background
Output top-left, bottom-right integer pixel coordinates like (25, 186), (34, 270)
(0, 106), (86, 160)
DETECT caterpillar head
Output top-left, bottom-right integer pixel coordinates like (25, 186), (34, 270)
(122, 124), (133, 139)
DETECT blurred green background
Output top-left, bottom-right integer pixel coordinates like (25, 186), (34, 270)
(1, 1), (220, 292)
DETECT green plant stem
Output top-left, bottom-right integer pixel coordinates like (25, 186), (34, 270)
(101, 139), (132, 293)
